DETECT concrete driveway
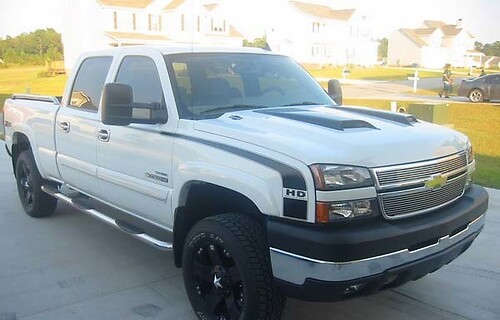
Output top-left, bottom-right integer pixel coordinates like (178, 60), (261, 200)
(0, 141), (499, 320)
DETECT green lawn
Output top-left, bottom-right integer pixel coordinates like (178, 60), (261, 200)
(344, 98), (500, 189)
(0, 65), (67, 112)
(304, 66), (442, 81)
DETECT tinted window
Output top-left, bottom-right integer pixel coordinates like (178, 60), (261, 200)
(70, 57), (112, 111)
(115, 56), (165, 108)
(165, 53), (334, 119)
(492, 75), (500, 84)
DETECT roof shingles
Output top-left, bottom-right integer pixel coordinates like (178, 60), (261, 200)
(98, 0), (154, 8)
(290, 1), (355, 21)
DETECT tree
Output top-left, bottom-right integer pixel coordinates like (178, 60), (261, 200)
(474, 41), (484, 52)
(243, 37), (270, 50)
(0, 28), (63, 65)
(483, 41), (500, 56)
(378, 38), (388, 59)
(3, 48), (18, 63)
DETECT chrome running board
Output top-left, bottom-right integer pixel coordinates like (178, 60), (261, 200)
(41, 185), (173, 251)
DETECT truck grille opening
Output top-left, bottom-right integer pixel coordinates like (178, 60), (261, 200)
(373, 152), (468, 219)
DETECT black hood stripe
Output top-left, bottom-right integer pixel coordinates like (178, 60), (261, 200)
(161, 132), (308, 219)
(255, 109), (378, 131)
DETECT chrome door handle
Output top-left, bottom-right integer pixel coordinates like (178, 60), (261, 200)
(59, 121), (70, 133)
(98, 129), (110, 142)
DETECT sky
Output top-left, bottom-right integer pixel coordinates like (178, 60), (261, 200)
(0, 0), (499, 43)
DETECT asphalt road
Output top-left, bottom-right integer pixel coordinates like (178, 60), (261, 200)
(0, 141), (499, 320)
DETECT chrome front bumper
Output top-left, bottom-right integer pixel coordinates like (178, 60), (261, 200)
(270, 214), (485, 285)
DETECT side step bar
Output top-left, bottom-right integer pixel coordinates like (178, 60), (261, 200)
(41, 185), (173, 251)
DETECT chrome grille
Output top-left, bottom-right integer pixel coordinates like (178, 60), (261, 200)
(375, 152), (467, 188)
(379, 176), (467, 218)
(373, 152), (468, 219)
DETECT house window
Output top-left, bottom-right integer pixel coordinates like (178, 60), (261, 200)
(312, 22), (320, 33)
(211, 18), (214, 32)
(181, 14), (185, 31)
(223, 20), (226, 32)
(147, 14), (161, 32)
(132, 13), (136, 30)
(197, 16), (200, 32)
(113, 12), (117, 30)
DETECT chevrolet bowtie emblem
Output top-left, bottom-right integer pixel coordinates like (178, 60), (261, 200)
(425, 174), (447, 190)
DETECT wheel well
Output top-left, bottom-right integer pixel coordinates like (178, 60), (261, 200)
(173, 182), (263, 267)
(469, 88), (484, 95)
(11, 132), (31, 177)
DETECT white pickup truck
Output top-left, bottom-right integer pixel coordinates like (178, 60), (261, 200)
(3, 46), (489, 320)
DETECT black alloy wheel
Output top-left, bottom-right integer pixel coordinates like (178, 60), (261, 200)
(17, 159), (35, 211)
(15, 151), (57, 218)
(183, 214), (285, 320)
(192, 237), (243, 319)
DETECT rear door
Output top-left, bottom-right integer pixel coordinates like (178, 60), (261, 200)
(55, 56), (112, 195)
(96, 49), (174, 227)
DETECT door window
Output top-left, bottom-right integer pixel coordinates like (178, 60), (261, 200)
(70, 57), (112, 111)
(115, 56), (165, 109)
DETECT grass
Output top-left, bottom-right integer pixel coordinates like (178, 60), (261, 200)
(344, 98), (500, 189)
(0, 65), (67, 112)
(304, 66), (442, 81)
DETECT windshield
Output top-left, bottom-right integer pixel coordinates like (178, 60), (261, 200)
(164, 53), (335, 119)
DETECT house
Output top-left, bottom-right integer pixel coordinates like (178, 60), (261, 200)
(387, 19), (481, 69)
(484, 56), (500, 69)
(266, 0), (378, 66)
(61, 0), (244, 70)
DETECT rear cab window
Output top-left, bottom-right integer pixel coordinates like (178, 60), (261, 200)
(69, 56), (113, 112)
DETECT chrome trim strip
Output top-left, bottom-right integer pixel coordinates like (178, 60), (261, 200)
(378, 167), (468, 191)
(41, 185), (173, 251)
(372, 151), (466, 189)
(378, 174), (467, 220)
(269, 214), (484, 284)
(380, 172), (467, 198)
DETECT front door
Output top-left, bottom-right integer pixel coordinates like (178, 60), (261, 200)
(96, 51), (174, 228)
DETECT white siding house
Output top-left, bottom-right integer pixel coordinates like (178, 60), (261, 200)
(61, 0), (243, 70)
(266, 1), (378, 66)
(387, 20), (482, 69)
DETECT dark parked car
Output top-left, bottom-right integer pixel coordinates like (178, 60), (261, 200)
(458, 73), (500, 102)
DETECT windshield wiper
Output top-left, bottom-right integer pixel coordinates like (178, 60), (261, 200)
(280, 101), (326, 107)
(200, 104), (267, 115)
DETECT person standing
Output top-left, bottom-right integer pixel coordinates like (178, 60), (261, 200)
(439, 63), (453, 98)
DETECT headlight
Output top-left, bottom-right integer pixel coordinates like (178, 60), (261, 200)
(466, 141), (474, 164)
(310, 164), (373, 190)
(316, 199), (379, 223)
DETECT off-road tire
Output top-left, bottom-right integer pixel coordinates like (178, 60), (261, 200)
(15, 151), (57, 218)
(183, 213), (286, 320)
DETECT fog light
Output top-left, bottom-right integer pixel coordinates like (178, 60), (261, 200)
(316, 199), (377, 223)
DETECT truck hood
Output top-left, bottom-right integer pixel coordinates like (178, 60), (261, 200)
(193, 105), (468, 168)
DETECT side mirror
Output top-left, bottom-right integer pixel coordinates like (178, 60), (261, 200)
(101, 83), (168, 126)
(327, 79), (343, 105)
